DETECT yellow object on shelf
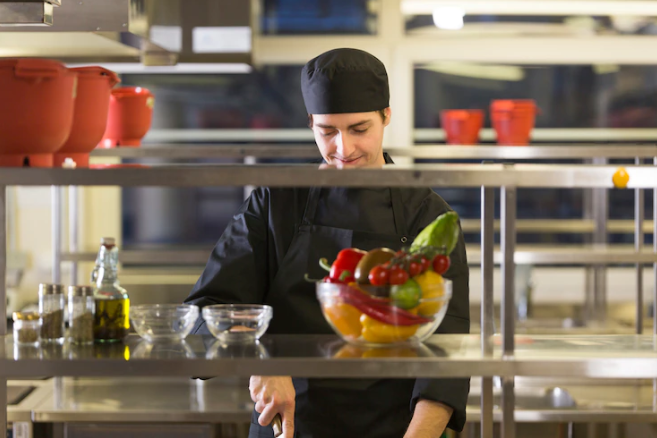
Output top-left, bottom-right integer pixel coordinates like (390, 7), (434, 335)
(360, 314), (418, 343)
(612, 167), (629, 189)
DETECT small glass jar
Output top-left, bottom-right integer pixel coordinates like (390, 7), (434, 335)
(12, 311), (41, 346)
(38, 283), (65, 343)
(68, 286), (95, 345)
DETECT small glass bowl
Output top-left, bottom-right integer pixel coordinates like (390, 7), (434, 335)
(129, 304), (199, 342)
(202, 304), (273, 344)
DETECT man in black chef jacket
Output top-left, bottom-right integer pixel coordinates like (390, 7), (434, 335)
(185, 48), (470, 438)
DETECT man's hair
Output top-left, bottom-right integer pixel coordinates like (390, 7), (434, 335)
(307, 109), (387, 128)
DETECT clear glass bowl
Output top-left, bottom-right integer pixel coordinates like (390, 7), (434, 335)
(202, 304), (273, 344)
(129, 304), (199, 342)
(316, 280), (452, 347)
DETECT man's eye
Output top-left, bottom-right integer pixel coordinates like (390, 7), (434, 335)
(353, 128), (368, 134)
(320, 131), (335, 137)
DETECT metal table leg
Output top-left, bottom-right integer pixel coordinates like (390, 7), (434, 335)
(592, 157), (608, 323)
(635, 157), (644, 334)
(51, 186), (62, 285)
(69, 186), (79, 285)
(501, 185), (516, 438)
(481, 186), (494, 438)
(1, 186), (7, 432)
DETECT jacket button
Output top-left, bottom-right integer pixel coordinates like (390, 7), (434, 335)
(401, 237), (408, 243)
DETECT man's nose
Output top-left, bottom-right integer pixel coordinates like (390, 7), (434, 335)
(335, 132), (355, 157)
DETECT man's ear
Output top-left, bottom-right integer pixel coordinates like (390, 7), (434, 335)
(383, 107), (392, 127)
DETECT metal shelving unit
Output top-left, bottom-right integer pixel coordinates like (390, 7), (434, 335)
(2, 161), (657, 438)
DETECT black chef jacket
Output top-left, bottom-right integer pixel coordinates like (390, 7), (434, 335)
(185, 154), (470, 436)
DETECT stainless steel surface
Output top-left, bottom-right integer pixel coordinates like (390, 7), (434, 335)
(89, 145), (657, 160)
(654, 158), (657, 337)
(2, 334), (657, 378)
(51, 186), (61, 284)
(2, 164), (657, 188)
(459, 219), (656, 234)
(0, 0), (177, 65)
(592, 157), (608, 323)
(1, 186), (5, 433)
(69, 186), (78, 285)
(481, 187), (494, 356)
(502, 377), (515, 438)
(501, 186), (516, 357)
(481, 187), (495, 438)
(635, 157), (645, 334)
(30, 377), (253, 423)
(481, 377), (494, 438)
(61, 244), (657, 266)
(0, 2), (54, 26)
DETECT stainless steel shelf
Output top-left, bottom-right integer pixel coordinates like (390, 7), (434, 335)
(61, 245), (657, 266)
(90, 144), (657, 160)
(460, 219), (656, 234)
(2, 164), (657, 188)
(4, 335), (657, 379)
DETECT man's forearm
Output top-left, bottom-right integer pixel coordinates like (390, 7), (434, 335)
(404, 399), (453, 438)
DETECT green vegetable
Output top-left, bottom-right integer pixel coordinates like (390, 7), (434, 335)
(390, 279), (422, 310)
(410, 211), (460, 255)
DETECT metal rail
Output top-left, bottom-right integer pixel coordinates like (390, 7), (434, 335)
(1, 164), (657, 188)
(60, 245), (657, 266)
(89, 144), (657, 160)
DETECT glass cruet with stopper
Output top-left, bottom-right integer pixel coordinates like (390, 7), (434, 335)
(91, 237), (130, 343)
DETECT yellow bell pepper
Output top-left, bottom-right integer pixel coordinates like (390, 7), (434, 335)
(323, 302), (363, 339)
(360, 314), (418, 344)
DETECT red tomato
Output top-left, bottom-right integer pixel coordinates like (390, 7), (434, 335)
(388, 266), (410, 285)
(419, 256), (431, 273)
(432, 255), (451, 275)
(368, 266), (389, 286)
(408, 261), (422, 277)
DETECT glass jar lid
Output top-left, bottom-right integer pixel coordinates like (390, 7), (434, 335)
(39, 283), (65, 296)
(68, 285), (94, 297)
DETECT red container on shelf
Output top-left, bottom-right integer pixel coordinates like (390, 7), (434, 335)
(98, 86), (154, 148)
(490, 99), (539, 146)
(54, 67), (120, 168)
(440, 109), (484, 145)
(0, 58), (78, 167)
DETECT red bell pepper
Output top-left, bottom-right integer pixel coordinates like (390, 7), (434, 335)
(338, 285), (433, 326)
(320, 248), (366, 284)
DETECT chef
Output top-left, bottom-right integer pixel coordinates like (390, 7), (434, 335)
(185, 48), (470, 438)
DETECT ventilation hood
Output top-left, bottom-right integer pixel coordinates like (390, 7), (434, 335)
(0, 0), (251, 66)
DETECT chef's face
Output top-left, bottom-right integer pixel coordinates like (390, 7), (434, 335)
(310, 108), (391, 168)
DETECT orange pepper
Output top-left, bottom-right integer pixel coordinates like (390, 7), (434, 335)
(323, 302), (363, 339)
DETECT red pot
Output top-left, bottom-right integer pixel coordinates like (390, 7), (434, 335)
(491, 100), (540, 146)
(99, 86), (154, 148)
(0, 58), (77, 167)
(54, 67), (120, 168)
(440, 109), (484, 145)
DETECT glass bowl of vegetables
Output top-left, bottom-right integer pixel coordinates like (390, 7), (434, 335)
(316, 274), (452, 347)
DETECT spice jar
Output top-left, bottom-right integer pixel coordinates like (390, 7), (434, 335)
(68, 285), (95, 344)
(38, 283), (65, 343)
(12, 311), (41, 346)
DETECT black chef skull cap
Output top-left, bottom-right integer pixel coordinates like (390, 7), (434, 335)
(301, 48), (389, 115)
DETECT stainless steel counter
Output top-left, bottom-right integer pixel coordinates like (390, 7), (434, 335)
(8, 376), (657, 424)
(5, 334), (657, 379)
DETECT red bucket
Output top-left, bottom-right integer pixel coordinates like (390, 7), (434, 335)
(98, 86), (154, 148)
(54, 66), (120, 167)
(491, 100), (539, 146)
(440, 110), (483, 145)
(0, 58), (77, 167)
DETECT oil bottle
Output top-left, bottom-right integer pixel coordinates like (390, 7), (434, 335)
(91, 237), (130, 343)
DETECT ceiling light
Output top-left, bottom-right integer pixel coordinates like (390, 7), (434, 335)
(403, 0), (657, 16)
(433, 6), (465, 30)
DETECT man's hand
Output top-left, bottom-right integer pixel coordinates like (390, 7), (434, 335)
(404, 399), (453, 438)
(249, 376), (296, 438)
